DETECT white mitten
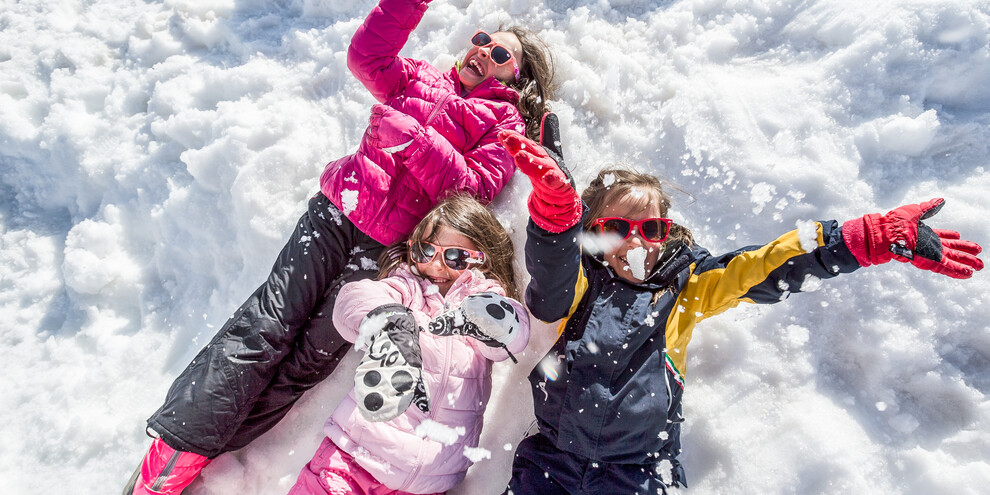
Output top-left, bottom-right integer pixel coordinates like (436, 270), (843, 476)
(427, 293), (521, 361)
(354, 305), (430, 422)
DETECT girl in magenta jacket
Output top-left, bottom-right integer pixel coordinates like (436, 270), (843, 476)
(289, 195), (530, 495)
(125, 0), (555, 493)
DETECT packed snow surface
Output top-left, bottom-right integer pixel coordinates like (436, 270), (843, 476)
(2, 0), (989, 494)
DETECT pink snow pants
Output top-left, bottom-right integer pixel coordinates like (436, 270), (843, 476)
(288, 438), (443, 495)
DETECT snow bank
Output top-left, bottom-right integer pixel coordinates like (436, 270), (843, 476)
(1, 0), (988, 494)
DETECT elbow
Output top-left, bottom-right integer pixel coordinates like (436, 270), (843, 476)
(525, 296), (568, 323)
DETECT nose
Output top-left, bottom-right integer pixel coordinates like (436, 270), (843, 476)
(427, 255), (446, 269)
(627, 227), (647, 246)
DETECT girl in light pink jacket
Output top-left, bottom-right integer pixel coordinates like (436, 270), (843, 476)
(289, 195), (530, 495)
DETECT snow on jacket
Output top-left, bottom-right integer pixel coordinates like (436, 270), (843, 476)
(327, 265), (530, 494)
(523, 206), (862, 474)
(320, 0), (525, 245)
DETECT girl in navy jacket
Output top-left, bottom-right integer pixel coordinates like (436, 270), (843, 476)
(495, 116), (984, 494)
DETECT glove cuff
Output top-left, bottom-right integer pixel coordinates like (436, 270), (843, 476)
(842, 215), (875, 267)
(366, 304), (411, 318)
(529, 194), (582, 233)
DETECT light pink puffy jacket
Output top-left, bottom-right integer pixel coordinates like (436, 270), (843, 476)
(320, 0), (525, 245)
(327, 266), (530, 494)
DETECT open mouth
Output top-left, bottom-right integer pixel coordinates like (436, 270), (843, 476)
(468, 59), (484, 77)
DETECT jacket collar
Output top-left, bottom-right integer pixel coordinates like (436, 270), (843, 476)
(397, 264), (503, 304)
(446, 67), (520, 105)
(589, 240), (693, 290)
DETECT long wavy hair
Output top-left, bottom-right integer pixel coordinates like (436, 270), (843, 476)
(501, 26), (558, 141)
(377, 195), (519, 300)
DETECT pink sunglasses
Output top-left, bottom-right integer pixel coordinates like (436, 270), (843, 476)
(471, 31), (521, 82)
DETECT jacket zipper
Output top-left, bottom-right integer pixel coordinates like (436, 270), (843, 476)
(423, 92), (451, 128)
(400, 335), (453, 491)
(151, 450), (182, 491)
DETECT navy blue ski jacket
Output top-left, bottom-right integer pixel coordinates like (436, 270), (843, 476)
(524, 208), (862, 469)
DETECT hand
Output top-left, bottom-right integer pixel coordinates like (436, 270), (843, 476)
(459, 292), (522, 345)
(427, 292), (522, 362)
(498, 113), (581, 232)
(842, 198), (984, 279)
(353, 304), (430, 422)
(366, 104), (422, 154)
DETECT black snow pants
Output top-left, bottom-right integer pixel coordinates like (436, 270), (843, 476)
(147, 192), (385, 458)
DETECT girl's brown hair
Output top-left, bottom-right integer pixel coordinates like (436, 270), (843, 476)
(581, 168), (693, 247)
(377, 195), (519, 300)
(501, 26), (558, 141)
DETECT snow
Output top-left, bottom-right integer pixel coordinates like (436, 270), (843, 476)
(1, 0), (988, 494)
(463, 446), (492, 463)
(415, 418), (465, 446)
(626, 245), (649, 280)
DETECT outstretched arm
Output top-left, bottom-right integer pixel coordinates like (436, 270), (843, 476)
(679, 199), (984, 324)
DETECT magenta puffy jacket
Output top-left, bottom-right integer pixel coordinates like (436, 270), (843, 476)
(320, 0), (525, 245)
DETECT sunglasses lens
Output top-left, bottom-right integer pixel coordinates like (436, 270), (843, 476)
(410, 242), (435, 263)
(443, 248), (470, 270)
(471, 32), (492, 47)
(600, 219), (632, 238)
(640, 220), (666, 241)
(490, 46), (512, 65)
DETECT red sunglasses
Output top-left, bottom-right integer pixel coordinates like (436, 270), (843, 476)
(592, 217), (673, 243)
(471, 31), (520, 82)
(408, 241), (486, 270)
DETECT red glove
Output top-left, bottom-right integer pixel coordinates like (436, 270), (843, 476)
(498, 113), (582, 233)
(366, 104), (422, 155)
(842, 198), (984, 279)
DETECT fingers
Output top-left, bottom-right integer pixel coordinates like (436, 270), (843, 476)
(498, 130), (554, 178)
(910, 256), (974, 279)
(932, 228), (961, 240)
(910, 243), (984, 279)
(498, 129), (544, 158)
(942, 244), (985, 271)
(939, 234), (983, 256)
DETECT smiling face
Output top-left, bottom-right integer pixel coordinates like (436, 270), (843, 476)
(458, 31), (524, 92)
(412, 225), (481, 296)
(598, 189), (665, 284)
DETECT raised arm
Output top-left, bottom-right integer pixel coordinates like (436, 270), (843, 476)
(499, 114), (587, 323)
(347, 0), (432, 101)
